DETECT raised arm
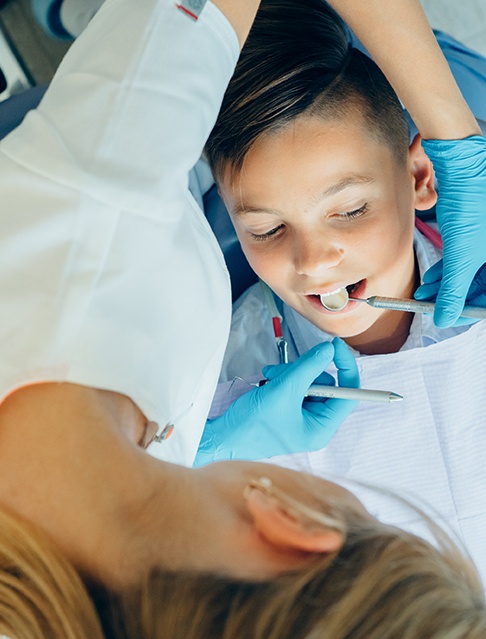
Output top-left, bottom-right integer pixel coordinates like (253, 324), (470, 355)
(327, 0), (486, 328)
(326, 0), (480, 139)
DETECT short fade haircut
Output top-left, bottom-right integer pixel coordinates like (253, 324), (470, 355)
(205, 0), (411, 182)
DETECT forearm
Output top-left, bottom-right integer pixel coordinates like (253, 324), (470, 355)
(328, 0), (481, 140)
(212, 0), (261, 47)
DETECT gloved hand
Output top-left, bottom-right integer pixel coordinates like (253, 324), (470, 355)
(415, 260), (486, 326)
(194, 338), (359, 466)
(416, 136), (486, 328)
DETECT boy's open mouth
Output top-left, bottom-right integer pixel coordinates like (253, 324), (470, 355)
(307, 279), (366, 314)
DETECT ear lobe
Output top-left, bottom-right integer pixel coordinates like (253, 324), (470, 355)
(409, 134), (438, 211)
(245, 484), (344, 554)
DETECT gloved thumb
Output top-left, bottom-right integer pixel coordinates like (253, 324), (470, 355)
(262, 362), (335, 387)
(262, 363), (289, 381)
(267, 341), (335, 398)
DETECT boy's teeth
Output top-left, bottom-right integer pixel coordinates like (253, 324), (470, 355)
(321, 287), (343, 297)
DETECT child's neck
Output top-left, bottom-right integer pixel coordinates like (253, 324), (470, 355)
(344, 254), (419, 356)
(345, 307), (414, 355)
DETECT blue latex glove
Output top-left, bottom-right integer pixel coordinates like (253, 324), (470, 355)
(415, 260), (486, 326)
(416, 136), (486, 328)
(194, 338), (359, 466)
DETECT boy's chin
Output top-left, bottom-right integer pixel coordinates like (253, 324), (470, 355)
(312, 313), (377, 341)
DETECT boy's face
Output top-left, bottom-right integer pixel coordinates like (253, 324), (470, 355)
(219, 114), (436, 352)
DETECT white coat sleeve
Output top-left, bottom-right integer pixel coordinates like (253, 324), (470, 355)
(0, 0), (239, 465)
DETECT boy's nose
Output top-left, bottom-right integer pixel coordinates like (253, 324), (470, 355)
(294, 234), (343, 276)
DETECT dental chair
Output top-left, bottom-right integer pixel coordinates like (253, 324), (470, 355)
(0, 84), (47, 140)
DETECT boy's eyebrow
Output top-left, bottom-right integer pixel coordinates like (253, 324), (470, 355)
(233, 174), (375, 216)
(311, 175), (376, 202)
(233, 205), (278, 216)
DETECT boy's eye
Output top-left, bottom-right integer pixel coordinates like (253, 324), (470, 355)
(339, 203), (369, 219)
(249, 224), (284, 241)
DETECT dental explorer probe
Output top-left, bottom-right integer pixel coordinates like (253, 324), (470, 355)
(305, 384), (403, 403)
(258, 379), (403, 403)
(349, 296), (486, 320)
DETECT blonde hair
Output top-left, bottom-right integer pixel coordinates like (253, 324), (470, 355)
(1, 490), (485, 639)
(105, 495), (486, 639)
(0, 507), (104, 639)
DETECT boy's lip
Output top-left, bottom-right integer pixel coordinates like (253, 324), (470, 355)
(304, 279), (367, 315)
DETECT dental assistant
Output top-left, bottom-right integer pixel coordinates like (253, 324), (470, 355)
(0, 0), (358, 469)
(0, 0), (359, 590)
(0, 0), (242, 467)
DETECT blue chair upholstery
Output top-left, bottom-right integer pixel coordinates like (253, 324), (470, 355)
(203, 184), (257, 301)
(0, 67), (7, 95)
(0, 84), (47, 141)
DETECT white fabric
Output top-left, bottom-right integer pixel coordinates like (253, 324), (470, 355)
(271, 319), (486, 587)
(0, 0), (239, 466)
(60, 0), (105, 37)
(216, 231), (486, 585)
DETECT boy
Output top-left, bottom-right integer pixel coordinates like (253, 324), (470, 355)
(205, 0), (486, 583)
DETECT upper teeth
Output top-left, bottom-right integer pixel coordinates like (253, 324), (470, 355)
(321, 287), (345, 297)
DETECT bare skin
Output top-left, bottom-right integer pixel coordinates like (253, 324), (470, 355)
(220, 119), (437, 355)
(327, 0), (481, 140)
(0, 382), (367, 589)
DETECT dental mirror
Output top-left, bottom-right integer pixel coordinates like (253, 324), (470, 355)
(320, 287), (349, 312)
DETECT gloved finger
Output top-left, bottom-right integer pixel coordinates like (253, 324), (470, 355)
(264, 364), (334, 387)
(303, 390), (357, 438)
(302, 370), (336, 405)
(416, 262), (486, 316)
(422, 259), (444, 284)
(415, 260), (443, 300)
(332, 337), (360, 389)
(270, 341), (335, 398)
(309, 390), (358, 422)
(262, 363), (290, 381)
(466, 263), (486, 303)
(414, 280), (440, 302)
(302, 339), (359, 423)
(433, 248), (477, 327)
(421, 259), (443, 285)
(313, 370), (336, 386)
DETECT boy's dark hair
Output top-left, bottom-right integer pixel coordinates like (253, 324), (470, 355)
(205, 0), (410, 181)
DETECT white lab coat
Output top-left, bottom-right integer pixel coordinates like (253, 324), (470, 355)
(0, 0), (239, 465)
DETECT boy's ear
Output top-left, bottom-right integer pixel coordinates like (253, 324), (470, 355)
(245, 483), (344, 554)
(409, 133), (438, 211)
